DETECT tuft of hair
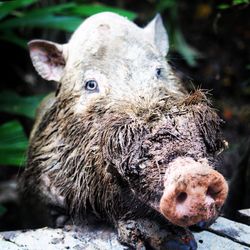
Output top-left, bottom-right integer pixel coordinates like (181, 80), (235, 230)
(181, 89), (211, 106)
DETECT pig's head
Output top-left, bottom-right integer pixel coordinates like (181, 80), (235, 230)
(28, 12), (228, 227)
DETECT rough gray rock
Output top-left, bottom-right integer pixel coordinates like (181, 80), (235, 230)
(209, 216), (250, 246)
(0, 217), (250, 250)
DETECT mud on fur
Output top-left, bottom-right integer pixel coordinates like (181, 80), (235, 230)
(21, 12), (229, 250)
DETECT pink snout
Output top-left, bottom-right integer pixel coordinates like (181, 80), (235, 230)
(159, 157), (228, 227)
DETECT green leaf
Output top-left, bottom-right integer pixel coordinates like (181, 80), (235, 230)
(233, 0), (250, 5)
(22, 2), (76, 17)
(173, 29), (201, 67)
(156, 0), (176, 11)
(0, 14), (82, 32)
(218, 0), (249, 9)
(218, 4), (231, 9)
(0, 0), (37, 20)
(0, 91), (45, 119)
(69, 4), (137, 20)
(0, 204), (6, 216)
(0, 121), (28, 166)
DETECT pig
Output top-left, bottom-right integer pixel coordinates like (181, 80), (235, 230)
(21, 12), (229, 249)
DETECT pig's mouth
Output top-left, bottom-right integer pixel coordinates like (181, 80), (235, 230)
(157, 157), (228, 227)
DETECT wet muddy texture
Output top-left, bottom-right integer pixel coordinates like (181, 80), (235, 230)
(21, 89), (224, 222)
(16, 80), (228, 250)
(117, 219), (196, 250)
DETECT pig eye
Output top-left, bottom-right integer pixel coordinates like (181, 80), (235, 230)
(85, 79), (98, 92)
(155, 68), (162, 78)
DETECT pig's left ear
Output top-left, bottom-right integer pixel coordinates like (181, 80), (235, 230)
(144, 14), (169, 57)
(28, 39), (68, 82)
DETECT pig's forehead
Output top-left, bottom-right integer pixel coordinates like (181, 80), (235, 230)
(67, 13), (160, 63)
(70, 12), (142, 42)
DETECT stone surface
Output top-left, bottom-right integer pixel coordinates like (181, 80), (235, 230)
(239, 209), (250, 218)
(209, 216), (250, 246)
(0, 225), (125, 250)
(0, 217), (250, 250)
(195, 231), (250, 250)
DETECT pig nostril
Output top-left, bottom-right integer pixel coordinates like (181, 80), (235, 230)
(176, 192), (188, 203)
(206, 186), (220, 200)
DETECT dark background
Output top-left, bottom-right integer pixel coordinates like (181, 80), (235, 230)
(0, 0), (249, 230)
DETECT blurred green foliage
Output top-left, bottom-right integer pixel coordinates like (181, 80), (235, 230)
(157, 0), (200, 66)
(218, 0), (250, 9)
(0, 91), (43, 167)
(0, 0), (136, 47)
(0, 121), (28, 166)
(0, 204), (7, 216)
(0, 92), (45, 119)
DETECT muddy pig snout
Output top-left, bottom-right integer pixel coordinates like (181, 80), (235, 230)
(159, 157), (228, 227)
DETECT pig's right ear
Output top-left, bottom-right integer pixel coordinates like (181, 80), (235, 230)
(144, 14), (169, 57)
(28, 39), (67, 82)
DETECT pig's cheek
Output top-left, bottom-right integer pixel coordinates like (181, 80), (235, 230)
(74, 95), (89, 114)
(74, 93), (101, 114)
(148, 200), (161, 213)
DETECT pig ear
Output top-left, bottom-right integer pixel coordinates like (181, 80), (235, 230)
(144, 14), (169, 57)
(28, 39), (67, 82)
